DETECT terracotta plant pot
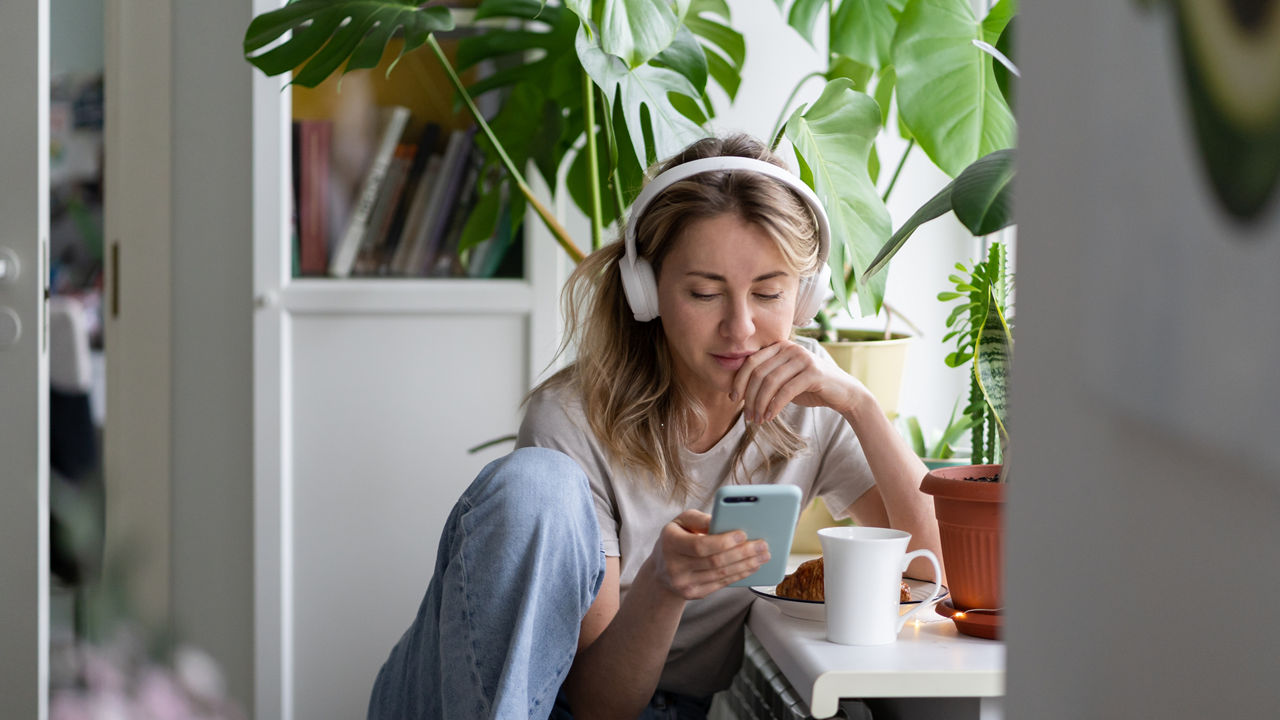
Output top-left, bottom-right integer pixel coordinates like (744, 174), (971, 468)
(921, 464), (1004, 614)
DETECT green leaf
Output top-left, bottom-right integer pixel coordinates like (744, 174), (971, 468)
(828, 54), (875, 93)
(974, 286), (1011, 444)
(981, 0), (1017, 43)
(862, 178), (952, 282)
(458, 182), (506, 254)
(992, 15), (1016, 107)
(243, 0), (454, 87)
(685, 12), (745, 67)
(930, 396), (974, 457)
(784, 80), (891, 316)
(598, 0), (681, 69)
(906, 416), (926, 457)
(891, 0), (1015, 176)
(653, 24), (709, 94)
(577, 25), (708, 168)
(873, 65), (896, 126)
(686, 3), (745, 101)
(705, 48), (741, 100)
(785, 0), (828, 46)
(831, 0), (899, 69)
(951, 148), (1015, 236)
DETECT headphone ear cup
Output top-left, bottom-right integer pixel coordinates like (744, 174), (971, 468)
(621, 256), (660, 322)
(792, 263), (831, 326)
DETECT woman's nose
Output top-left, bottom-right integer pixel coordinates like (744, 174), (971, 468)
(721, 296), (755, 340)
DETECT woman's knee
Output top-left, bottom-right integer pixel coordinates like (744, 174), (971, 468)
(466, 447), (597, 541)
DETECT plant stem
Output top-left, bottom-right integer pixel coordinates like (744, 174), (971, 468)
(767, 71), (826, 150)
(427, 35), (585, 264)
(880, 138), (915, 202)
(583, 70), (604, 251)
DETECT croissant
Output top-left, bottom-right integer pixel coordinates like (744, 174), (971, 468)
(775, 557), (911, 602)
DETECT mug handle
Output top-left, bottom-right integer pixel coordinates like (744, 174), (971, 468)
(895, 549), (943, 632)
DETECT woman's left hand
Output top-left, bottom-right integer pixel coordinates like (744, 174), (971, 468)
(730, 339), (861, 423)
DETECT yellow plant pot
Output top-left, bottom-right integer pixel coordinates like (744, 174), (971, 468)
(817, 330), (913, 418)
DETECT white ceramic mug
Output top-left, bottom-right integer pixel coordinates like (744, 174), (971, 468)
(818, 526), (943, 646)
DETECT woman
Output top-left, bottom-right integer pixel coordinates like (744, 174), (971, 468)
(368, 135), (941, 720)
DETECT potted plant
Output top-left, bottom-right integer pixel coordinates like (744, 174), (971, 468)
(916, 241), (1012, 639)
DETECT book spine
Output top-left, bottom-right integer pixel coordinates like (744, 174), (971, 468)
(297, 120), (331, 275)
(420, 128), (478, 276)
(328, 106), (411, 278)
(381, 123), (441, 270)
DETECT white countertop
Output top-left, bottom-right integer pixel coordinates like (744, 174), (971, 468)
(747, 598), (1005, 719)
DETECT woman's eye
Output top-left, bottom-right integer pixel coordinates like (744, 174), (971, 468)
(690, 291), (719, 301)
(755, 292), (784, 301)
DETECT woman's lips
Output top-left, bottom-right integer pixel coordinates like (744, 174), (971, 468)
(712, 352), (753, 370)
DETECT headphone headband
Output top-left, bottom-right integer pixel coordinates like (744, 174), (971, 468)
(619, 155), (832, 324)
(623, 156), (832, 272)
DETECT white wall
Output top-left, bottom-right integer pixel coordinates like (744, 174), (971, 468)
(1009, 1), (1280, 716)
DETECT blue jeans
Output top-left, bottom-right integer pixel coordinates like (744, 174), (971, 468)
(368, 448), (606, 720)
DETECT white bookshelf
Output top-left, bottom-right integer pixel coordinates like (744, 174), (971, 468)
(252, 62), (564, 720)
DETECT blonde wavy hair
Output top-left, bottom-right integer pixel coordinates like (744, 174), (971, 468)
(536, 134), (825, 500)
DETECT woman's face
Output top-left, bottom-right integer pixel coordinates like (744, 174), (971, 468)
(656, 213), (800, 400)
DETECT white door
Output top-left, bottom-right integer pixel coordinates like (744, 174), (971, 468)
(0, 1), (50, 719)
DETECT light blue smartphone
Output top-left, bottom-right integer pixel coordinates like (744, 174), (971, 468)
(708, 484), (803, 588)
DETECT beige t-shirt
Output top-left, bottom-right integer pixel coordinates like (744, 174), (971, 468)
(515, 340), (876, 697)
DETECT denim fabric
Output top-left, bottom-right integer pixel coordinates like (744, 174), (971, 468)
(368, 448), (605, 720)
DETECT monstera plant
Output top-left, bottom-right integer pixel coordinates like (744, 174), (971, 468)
(243, 0), (1018, 313)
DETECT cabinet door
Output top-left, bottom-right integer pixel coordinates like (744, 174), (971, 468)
(0, 1), (50, 718)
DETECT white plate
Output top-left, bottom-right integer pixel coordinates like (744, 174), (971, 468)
(750, 578), (949, 622)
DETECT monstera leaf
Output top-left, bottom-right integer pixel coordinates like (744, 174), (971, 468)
(594, 0), (682, 69)
(892, 0), (1015, 177)
(785, 79), (890, 316)
(577, 26), (708, 167)
(772, 0), (904, 70)
(243, 0), (454, 87)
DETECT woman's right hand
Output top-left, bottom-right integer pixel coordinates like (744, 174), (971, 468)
(646, 510), (771, 600)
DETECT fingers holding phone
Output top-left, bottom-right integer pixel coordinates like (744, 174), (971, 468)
(650, 510), (771, 600)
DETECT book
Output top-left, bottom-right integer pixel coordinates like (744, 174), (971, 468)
(418, 127), (478, 276)
(389, 153), (444, 275)
(352, 144), (413, 275)
(295, 119), (332, 275)
(396, 129), (472, 276)
(328, 105), (411, 277)
(379, 122), (441, 271)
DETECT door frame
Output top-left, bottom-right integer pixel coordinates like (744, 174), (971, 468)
(0, 1), (50, 718)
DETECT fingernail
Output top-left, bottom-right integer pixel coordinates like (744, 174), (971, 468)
(734, 532), (747, 544)
(729, 391), (738, 402)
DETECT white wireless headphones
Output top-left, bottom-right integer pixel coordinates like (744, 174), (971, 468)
(619, 156), (832, 326)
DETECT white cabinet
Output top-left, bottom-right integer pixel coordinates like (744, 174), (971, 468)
(251, 69), (565, 720)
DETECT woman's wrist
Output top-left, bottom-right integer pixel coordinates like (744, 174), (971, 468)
(837, 383), (881, 429)
(635, 555), (693, 611)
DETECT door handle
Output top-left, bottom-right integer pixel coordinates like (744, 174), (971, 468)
(0, 247), (18, 282)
